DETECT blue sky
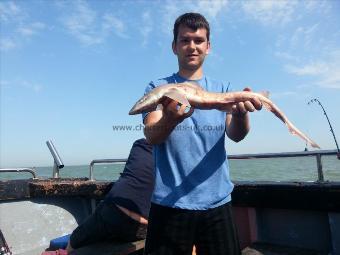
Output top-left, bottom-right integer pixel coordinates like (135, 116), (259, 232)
(1, 0), (340, 167)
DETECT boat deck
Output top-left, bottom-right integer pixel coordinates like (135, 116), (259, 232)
(1, 178), (340, 254)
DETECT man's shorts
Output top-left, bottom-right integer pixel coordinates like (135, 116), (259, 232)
(144, 202), (240, 255)
(70, 201), (147, 249)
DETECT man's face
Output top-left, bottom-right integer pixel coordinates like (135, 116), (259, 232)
(172, 25), (210, 72)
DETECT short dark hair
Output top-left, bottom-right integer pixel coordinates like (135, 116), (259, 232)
(173, 13), (210, 43)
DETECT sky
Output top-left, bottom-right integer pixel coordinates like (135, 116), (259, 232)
(1, 0), (340, 167)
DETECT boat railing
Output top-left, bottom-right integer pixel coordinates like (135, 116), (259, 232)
(46, 140), (64, 178)
(89, 159), (127, 181)
(0, 168), (37, 179)
(228, 149), (339, 182)
(1, 150), (337, 182)
(88, 150), (338, 182)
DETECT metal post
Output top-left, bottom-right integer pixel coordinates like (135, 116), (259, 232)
(89, 164), (94, 181)
(52, 161), (59, 178)
(46, 140), (64, 178)
(316, 154), (324, 182)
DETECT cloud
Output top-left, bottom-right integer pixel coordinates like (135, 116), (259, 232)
(319, 72), (340, 89)
(0, 1), (23, 23)
(271, 91), (298, 99)
(196, 0), (229, 19)
(0, 1), (46, 51)
(59, 0), (128, 46)
(21, 80), (43, 93)
(269, 1), (339, 90)
(274, 51), (298, 62)
(304, 0), (331, 14)
(285, 62), (328, 76)
(241, 0), (298, 26)
(160, 0), (229, 36)
(61, 0), (102, 45)
(0, 37), (17, 51)
(58, 0), (228, 47)
(140, 11), (153, 46)
(0, 80), (11, 89)
(285, 51), (340, 89)
(102, 13), (128, 39)
(290, 24), (319, 49)
(17, 22), (46, 37)
(0, 79), (43, 93)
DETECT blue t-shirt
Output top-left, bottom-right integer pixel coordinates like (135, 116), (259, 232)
(143, 73), (233, 210)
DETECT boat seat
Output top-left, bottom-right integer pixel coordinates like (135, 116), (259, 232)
(241, 242), (328, 255)
(71, 239), (145, 255)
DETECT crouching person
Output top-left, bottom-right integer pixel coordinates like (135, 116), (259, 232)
(68, 138), (154, 252)
(42, 138), (154, 255)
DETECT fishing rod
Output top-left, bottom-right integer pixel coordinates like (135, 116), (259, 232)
(308, 98), (340, 159)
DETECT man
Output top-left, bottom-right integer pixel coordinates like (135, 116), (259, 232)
(143, 13), (262, 255)
(66, 138), (154, 252)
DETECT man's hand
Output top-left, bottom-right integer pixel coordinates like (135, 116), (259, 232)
(226, 87), (262, 142)
(144, 97), (194, 145)
(161, 97), (194, 124)
(230, 87), (262, 116)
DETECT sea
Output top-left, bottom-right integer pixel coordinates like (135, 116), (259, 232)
(2, 155), (340, 182)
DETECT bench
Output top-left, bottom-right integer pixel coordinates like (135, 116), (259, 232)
(241, 242), (328, 255)
(71, 239), (145, 255)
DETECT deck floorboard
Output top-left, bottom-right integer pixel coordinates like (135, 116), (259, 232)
(71, 239), (145, 255)
(242, 242), (328, 255)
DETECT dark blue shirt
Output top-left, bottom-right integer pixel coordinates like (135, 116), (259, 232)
(105, 139), (154, 218)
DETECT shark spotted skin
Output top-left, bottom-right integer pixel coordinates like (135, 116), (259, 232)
(129, 82), (320, 149)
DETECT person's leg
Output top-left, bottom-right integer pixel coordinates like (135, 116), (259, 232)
(103, 202), (147, 242)
(69, 200), (147, 251)
(144, 203), (196, 255)
(195, 202), (241, 255)
(68, 201), (109, 250)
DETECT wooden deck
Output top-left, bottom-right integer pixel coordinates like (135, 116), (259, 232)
(242, 242), (328, 255)
(71, 239), (145, 255)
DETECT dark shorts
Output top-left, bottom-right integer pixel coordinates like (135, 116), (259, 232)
(70, 201), (147, 249)
(144, 202), (240, 255)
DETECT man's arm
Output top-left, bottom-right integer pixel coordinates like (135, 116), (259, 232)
(226, 113), (250, 142)
(226, 88), (262, 142)
(144, 98), (194, 145)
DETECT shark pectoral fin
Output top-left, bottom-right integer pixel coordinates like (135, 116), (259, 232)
(259, 91), (270, 98)
(163, 91), (191, 108)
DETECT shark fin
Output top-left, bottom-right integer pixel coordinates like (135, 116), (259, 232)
(163, 91), (191, 107)
(259, 91), (270, 98)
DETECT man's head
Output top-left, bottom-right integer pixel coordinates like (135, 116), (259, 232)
(172, 13), (211, 75)
(173, 13), (210, 43)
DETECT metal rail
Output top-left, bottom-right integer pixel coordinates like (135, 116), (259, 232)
(2, 150), (335, 181)
(89, 159), (128, 181)
(227, 149), (337, 159)
(88, 150), (338, 182)
(46, 140), (64, 178)
(0, 168), (37, 179)
(228, 150), (339, 182)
